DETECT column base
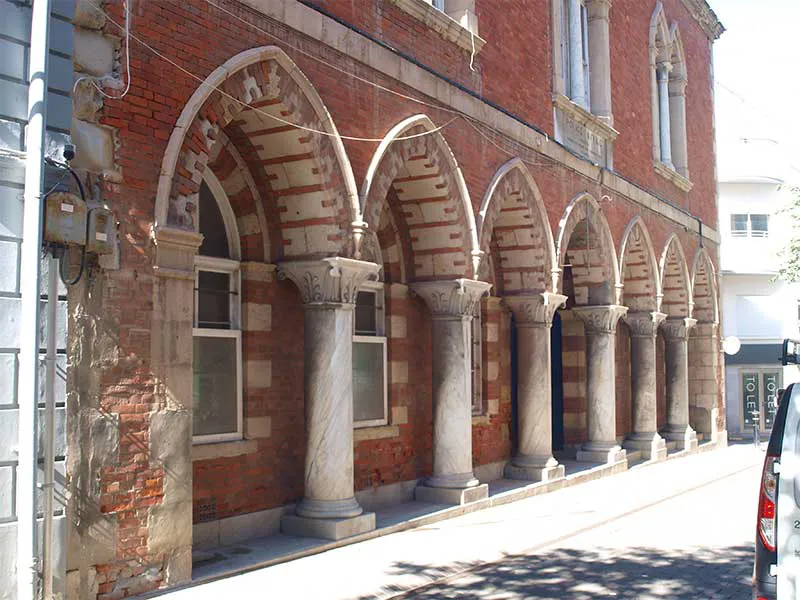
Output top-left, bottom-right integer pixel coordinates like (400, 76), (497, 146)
(281, 512), (376, 541)
(415, 483), (488, 506)
(296, 496), (363, 519)
(576, 443), (627, 465)
(425, 471), (481, 489)
(661, 425), (698, 451)
(622, 433), (667, 462)
(504, 454), (565, 482)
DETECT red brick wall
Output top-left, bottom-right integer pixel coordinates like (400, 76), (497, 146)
(561, 310), (588, 446)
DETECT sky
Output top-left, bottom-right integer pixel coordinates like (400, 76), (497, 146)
(711, 0), (800, 180)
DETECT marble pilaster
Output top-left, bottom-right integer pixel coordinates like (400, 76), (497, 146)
(278, 257), (381, 540)
(412, 279), (491, 505)
(586, 0), (613, 123)
(573, 305), (628, 464)
(622, 311), (667, 461)
(504, 293), (567, 482)
(657, 62), (673, 168)
(660, 317), (698, 451)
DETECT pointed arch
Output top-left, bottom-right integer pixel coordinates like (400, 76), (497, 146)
(477, 158), (557, 294)
(659, 234), (693, 318)
(691, 248), (719, 324)
(360, 114), (480, 280)
(555, 193), (621, 305)
(669, 24), (687, 83)
(154, 46), (360, 259)
(649, 2), (671, 65)
(619, 216), (660, 312)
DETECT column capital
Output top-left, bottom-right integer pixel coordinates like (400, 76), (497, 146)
(412, 279), (491, 318)
(657, 61), (673, 79)
(585, 0), (612, 19)
(278, 257), (381, 305)
(624, 311), (667, 338)
(504, 293), (567, 327)
(573, 304), (628, 334)
(152, 226), (203, 280)
(661, 317), (697, 341)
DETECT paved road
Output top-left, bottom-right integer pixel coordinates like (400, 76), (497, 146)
(162, 444), (765, 600)
(398, 445), (764, 600)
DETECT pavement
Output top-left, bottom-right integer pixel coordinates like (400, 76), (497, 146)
(154, 443), (765, 600)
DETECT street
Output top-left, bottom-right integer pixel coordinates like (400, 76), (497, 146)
(161, 444), (765, 600)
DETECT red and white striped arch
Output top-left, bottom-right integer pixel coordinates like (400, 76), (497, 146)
(658, 234), (693, 318)
(618, 217), (660, 312)
(691, 248), (719, 324)
(360, 115), (480, 281)
(477, 158), (556, 295)
(154, 46), (360, 260)
(555, 193), (621, 306)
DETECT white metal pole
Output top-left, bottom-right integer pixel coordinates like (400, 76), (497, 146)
(18, 0), (51, 599)
(42, 256), (58, 600)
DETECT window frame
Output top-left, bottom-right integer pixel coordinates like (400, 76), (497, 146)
(730, 213), (769, 239)
(353, 282), (389, 429)
(192, 177), (244, 445)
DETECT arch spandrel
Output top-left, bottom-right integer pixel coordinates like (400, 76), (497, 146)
(619, 217), (660, 313)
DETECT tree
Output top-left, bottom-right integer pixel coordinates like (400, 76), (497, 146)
(776, 185), (800, 283)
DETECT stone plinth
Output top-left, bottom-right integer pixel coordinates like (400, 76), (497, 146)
(412, 279), (491, 502)
(661, 317), (698, 451)
(573, 305), (628, 465)
(278, 258), (381, 537)
(622, 311), (667, 461)
(504, 293), (567, 482)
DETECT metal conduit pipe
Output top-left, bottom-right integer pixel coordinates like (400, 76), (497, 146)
(17, 0), (52, 599)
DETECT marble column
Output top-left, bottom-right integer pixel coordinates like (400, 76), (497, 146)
(657, 61), (673, 168)
(586, 0), (613, 123)
(661, 317), (699, 451)
(568, 0), (588, 109)
(278, 257), (381, 540)
(669, 76), (689, 176)
(412, 279), (491, 505)
(622, 311), (667, 461)
(573, 305), (628, 464)
(504, 293), (567, 482)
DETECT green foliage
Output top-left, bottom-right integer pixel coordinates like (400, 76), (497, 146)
(776, 185), (800, 283)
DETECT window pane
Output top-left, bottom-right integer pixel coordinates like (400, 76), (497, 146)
(353, 341), (385, 423)
(730, 214), (748, 235)
(193, 336), (238, 436)
(199, 181), (230, 259)
(750, 214), (769, 236)
(198, 271), (231, 329)
(355, 291), (377, 335)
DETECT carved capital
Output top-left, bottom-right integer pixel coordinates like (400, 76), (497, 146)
(278, 257), (381, 305)
(624, 311), (667, 338)
(153, 227), (203, 280)
(412, 279), (492, 318)
(661, 317), (697, 341)
(504, 293), (567, 327)
(573, 305), (628, 335)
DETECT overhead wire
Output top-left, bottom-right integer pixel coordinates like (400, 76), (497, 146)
(73, 0), (131, 100)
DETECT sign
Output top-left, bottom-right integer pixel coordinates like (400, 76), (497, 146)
(742, 372), (760, 427)
(555, 107), (608, 166)
(763, 371), (780, 429)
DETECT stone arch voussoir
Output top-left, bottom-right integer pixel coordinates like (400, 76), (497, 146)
(619, 217), (660, 312)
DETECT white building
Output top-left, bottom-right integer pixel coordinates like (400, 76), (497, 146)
(719, 137), (800, 437)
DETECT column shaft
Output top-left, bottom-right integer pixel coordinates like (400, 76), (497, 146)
(657, 63), (673, 167)
(587, 0), (612, 122)
(568, 0), (587, 108)
(661, 317), (698, 450)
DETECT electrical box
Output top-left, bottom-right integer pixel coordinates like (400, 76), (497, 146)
(86, 207), (115, 255)
(43, 192), (87, 246)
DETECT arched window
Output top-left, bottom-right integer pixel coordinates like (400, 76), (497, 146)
(650, 4), (690, 186)
(193, 175), (242, 442)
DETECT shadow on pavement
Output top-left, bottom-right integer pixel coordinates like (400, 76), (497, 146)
(363, 544), (754, 599)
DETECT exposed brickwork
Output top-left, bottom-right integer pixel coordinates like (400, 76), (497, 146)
(561, 310), (588, 446)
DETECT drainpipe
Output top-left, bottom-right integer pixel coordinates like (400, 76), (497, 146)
(42, 255), (58, 600)
(17, 0), (51, 599)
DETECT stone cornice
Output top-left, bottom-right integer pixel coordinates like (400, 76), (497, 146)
(660, 317), (697, 340)
(679, 0), (725, 41)
(412, 279), (492, 318)
(387, 0), (486, 54)
(654, 160), (693, 193)
(504, 293), (567, 327)
(278, 257), (381, 305)
(573, 305), (628, 334)
(553, 94), (619, 141)
(624, 311), (667, 338)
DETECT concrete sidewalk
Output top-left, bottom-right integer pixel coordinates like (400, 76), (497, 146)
(146, 443), (761, 600)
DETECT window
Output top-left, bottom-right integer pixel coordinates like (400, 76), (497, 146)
(193, 179), (242, 442)
(650, 6), (689, 181)
(430, 0), (445, 10)
(731, 214), (769, 238)
(471, 304), (483, 415)
(556, 0), (591, 110)
(353, 283), (388, 428)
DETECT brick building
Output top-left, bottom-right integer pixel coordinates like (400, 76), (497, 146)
(3, 0), (727, 598)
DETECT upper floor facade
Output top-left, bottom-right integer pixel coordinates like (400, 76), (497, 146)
(301, 0), (723, 226)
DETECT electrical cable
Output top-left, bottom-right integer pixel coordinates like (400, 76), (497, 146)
(73, 0), (131, 100)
